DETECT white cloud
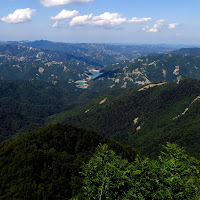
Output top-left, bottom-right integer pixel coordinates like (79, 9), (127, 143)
(70, 12), (151, 28)
(69, 14), (93, 26)
(40, 0), (93, 7)
(129, 17), (152, 23)
(69, 12), (127, 28)
(52, 21), (59, 28)
(153, 19), (166, 29)
(142, 26), (158, 33)
(50, 9), (78, 20)
(50, 9), (78, 27)
(148, 28), (159, 33)
(143, 19), (166, 33)
(50, 10), (152, 29)
(91, 12), (126, 27)
(1, 8), (36, 24)
(168, 23), (178, 29)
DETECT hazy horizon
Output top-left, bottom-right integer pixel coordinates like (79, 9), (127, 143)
(1, 40), (199, 48)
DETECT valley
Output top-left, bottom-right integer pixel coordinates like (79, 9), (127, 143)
(2, 0), (200, 198)
(0, 40), (200, 199)
(1, 40), (200, 154)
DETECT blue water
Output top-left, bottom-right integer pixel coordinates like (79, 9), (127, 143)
(90, 70), (101, 79)
(76, 81), (86, 86)
(76, 70), (101, 88)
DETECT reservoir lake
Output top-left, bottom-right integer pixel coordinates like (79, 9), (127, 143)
(76, 70), (101, 88)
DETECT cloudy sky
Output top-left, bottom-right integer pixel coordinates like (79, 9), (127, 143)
(0, 0), (200, 44)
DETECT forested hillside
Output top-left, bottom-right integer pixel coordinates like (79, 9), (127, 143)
(89, 53), (200, 91)
(0, 80), (84, 141)
(172, 47), (200, 56)
(0, 44), (100, 82)
(49, 78), (200, 159)
(0, 42), (200, 199)
(0, 123), (199, 199)
(0, 123), (137, 200)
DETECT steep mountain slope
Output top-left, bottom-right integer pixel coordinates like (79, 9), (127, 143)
(0, 123), (137, 200)
(0, 78), (114, 141)
(88, 54), (200, 91)
(48, 78), (200, 159)
(0, 80), (86, 141)
(0, 44), (99, 82)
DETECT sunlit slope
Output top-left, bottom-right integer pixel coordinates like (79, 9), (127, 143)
(89, 53), (200, 91)
(49, 78), (200, 158)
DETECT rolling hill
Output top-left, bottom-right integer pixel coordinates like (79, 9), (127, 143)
(48, 78), (200, 159)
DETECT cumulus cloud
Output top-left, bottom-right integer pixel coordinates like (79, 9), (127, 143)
(50, 9), (78, 20)
(143, 19), (179, 33)
(143, 19), (166, 33)
(41, 0), (93, 7)
(50, 9), (152, 29)
(69, 12), (127, 27)
(153, 19), (166, 29)
(129, 17), (152, 23)
(168, 23), (179, 29)
(1, 8), (36, 24)
(50, 9), (79, 27)
(69, 12), (151, 28)
(142, 26), (158, 32)
(69, 14), (93, 26)
(91, 12), (127, 27)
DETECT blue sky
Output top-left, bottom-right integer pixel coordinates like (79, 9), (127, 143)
(0, 0), (200, 44)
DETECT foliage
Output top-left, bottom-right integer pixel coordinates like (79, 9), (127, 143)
(0, 123), (137, 200)
(81, 143), (200, 199)
(0, 80), (85, 141)
(53, 78), (200, 159)
(0, 79), (109, 141)
(81, 144), (131, 200)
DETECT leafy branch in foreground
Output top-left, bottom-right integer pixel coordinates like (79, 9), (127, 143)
(81, 143), (200, 199)
(81, 144), (131, 200)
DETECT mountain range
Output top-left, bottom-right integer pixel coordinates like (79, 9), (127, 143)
(1, 40), (200, 199)
(89, 52), (200, 91)
(0, 44), (99, 82)
(1, 41), (200, 91)
(2, 40), (178, 66)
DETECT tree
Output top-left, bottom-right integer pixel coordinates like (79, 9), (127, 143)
(81, 144), (131, 200)
(81, 143), (200, 199)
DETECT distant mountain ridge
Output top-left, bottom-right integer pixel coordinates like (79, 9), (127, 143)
(88, 53), (200, 91)
(172, 47), (200, 56)
(3, 40), (178, 66)
(0, 41), (184, 88)
(0, 44), (99, 82)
